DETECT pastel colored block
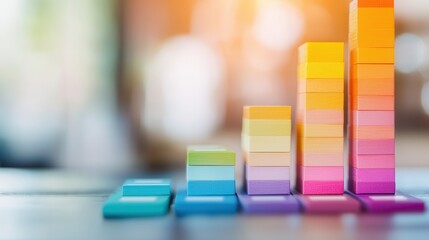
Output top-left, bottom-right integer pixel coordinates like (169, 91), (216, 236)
(295, 194), (360, 213)
(351, 125), (395, 139)
(244, 152), (290, 167)
(350, 167), (395, 182)
(298, 93), (344, 110)
(242, 119), (291, 136)
(246, 165), (290, 181)
(187, 180), (235, 196)
(350, 138), (395, 155)
(297, 166), (344, 182)
(298, 78), (344, 93)
(350, 0), (394, 8)
(298, 42), (344, 63)
(298, 63), (344, 79)
(187, 145), (235, 166)
(243, 106), (291, 120)
(296, 110), (344, 124)
(296, 180), (344, 195)
(349, 7), (394, 30)
(350, 154), (395, 168)
(351, 95), (394, 111)
(102, 190), (170, 218)
(349, 192), (425, 213)
(349, 28), (395, 48)
(351, 64), (394, 79)
(187, 166), (235, 181)
(246, 179), (290, 195)
(242, 134), (291, 153)
(297, 152), (343, 167)
(238, 192), (300, 214)
(297, 124), (343, 138)
(297, 137), (343, 153)
(351, 110), (394, 126)
(174, 190), (238, 216)
(349, 180), (395, 194)
(351, 77), (394, 96)
(350, 48), (394, 64)
(122, 179), (171, 196)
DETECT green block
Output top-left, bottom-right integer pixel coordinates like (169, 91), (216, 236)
(187, 145), (236, 166)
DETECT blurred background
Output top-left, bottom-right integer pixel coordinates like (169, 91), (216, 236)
(0, 0), (428, 173)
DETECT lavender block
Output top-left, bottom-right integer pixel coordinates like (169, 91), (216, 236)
(295, 193), (361, 214)
(246, 179), (290, 195)
(238, 192), (300, 214)
(348, 192), (425, 213)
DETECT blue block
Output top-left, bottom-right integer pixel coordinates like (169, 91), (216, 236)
(122, 178), (171, 196)
(187, 166), (235, 181)
(174, 190), (238, 216)
(187, 180), (236, 195)
(102, 190), (170, 218)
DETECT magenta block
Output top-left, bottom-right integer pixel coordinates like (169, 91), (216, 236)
(295, 194), (361, 213)
(350, 154), (395, 168)
(348, 180), (395, 194)
(246, 179), (290, 195)
(238, 191), (300, 214)
(350, 167), (395, 182)
(296, 180), (344, 195)
(297, 166), (343, 182)
(348, 192), (425, 213)
(351, 110), (394, 126)
(246, 165), (290, 181)
(350, 139), (395, 155)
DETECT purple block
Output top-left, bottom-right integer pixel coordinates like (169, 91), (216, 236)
(246, 180), (290, 195)
(348, 180), (395, 194)
(246, 165), (290, 180)
(295, 193), (361, 213)
(348, 192), (425, 213)
(350, 167), (395, 182)
(238, 191), (300, 214)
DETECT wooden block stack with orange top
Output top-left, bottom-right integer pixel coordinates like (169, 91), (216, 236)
(348, 0), (395, 194)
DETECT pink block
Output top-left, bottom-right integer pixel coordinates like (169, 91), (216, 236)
(298, 152), (343, 166)
(296, 194), (361, 213)
(351, 110), (395, 126)
(348, 180), (395, 194)
(350, 167), (395, 182)
(297, 166), (344, 181)
(246, 165), (290, 181)
(350, 154), (395, 168)
(350, 138), (395, 155)
(296, 109), (344, 124)
(296, 180), (344, 195)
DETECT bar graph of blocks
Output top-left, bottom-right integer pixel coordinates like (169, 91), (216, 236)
(296, 42), (345, 195)
(348, 0), (395, 194)
(242, 106), (292, 195)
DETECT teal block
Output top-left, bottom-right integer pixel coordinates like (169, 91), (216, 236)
(187, 180), (235, 196)
(174, 190), (238, 216)
(122, 179), (171, 196)
(187, 166), (235, 181)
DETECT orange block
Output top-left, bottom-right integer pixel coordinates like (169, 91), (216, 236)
(351, 125), (395, 139)
(297, 137), (344, 153)
(351, 95), (394, 111)
(351, 77), (394, 96)
(350, 48), (394, 64)
(297, 152), (344, 167)
(350, 0), (394, 8)
(349, 28), (395, 48)
(351, 64), (394, 79)
(243, 106), (291, 120)
(298, 78), (344, 93)
(296, 110), (344, 125)
(297, 124), (343, 138)
(349, 7), (394, 30)
(298, 93), (344, 110)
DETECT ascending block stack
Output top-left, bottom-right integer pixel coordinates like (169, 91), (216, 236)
(242, 106), (291, 195)
(296, 42), (345, 194)
(348, 0), (395, 194)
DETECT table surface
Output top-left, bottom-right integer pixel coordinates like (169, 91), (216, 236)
(0, 168), (429, 240)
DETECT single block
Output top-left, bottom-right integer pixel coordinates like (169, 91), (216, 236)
(244, 152), (290, 167)
(296, 109), (344, 124)
(242, 134), (291, 153)
(350, 0), (394, 8)
(349, 7), (394, 30)
(238, 192), (300, 214)
(174, 190), (238, 216)
(351, 64), (394, 79)
(298, 42), (344, 63)
(246, 165), (290, 181)
(187, 145), (235, 166)
(297, 124), (343, 138)
(349, 192), (425, 213)
(296, 180), (344, 195)
(122, 179), (171, 196)
(246, 179), (290, 195)
(350, 48), (394, 64)
(296, 194), (361, 213)
(297, 166), (344, 182)
(350, 138), (395, 155)
(187, 165), (235, 181)
(351, 77), (394, 96)
(298, 63), (344, 79)
(102, 190), (170, 218)
(349, 28), (395, 48)
(242, 119), (291, 136)
(297, 137), (343, 153)
(350, 154), (395, 169)
(243, 106), (291, 120)
(350, 167), (395, 182)
(351, 125), (395, 139)
(297, 152), (343, 167)
(187, 180), (235, 196)
(351, 110), (395, 126)
(298, 78), (344, 93)
(298, 93), (344, 110)
(349, 180), (395, 194)
(351, 95), (394, 111)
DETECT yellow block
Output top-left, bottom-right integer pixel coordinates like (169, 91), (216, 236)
(349, 28), (395, 48)
(244, 152), (291, 167)
(298, 78), (344, 93)
(297, 137), (343, 153)
(243, 106), (291, 120)
(297, 124), (344, 138)
(242, 119), (291, 136)
(298, 42), (344, 63)
(349, 7), (394, 30)
(298, 63), (344, 79)
(298, 93), (344, 110)
(242, 134), (291, 153)
(350, 48), (394, 64)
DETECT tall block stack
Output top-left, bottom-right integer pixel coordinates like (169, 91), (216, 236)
(296, 42), (345, 194)
(348, 0), (395, 194)
(242, 106), (292, 195)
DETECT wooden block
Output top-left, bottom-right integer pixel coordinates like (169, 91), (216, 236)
(298, 78), (344, 93)
(296, 181), (345, 195)
(349, 193), (425, 213)
(297, 166), (344, 182)
(246, 179), (290, 195)
(351, 64), (394, 79)
(351, 77), (394, 96)
(297, 152), (343, 167)
(298, 93), (344, 110)
(298, 42), (344, 63)
(350, 138), (395, 155)
(350, 48), (394, 64)
(244, 152), (291, 167)
(297, 124), (343, 137)
(122, 179), (171, 196)
(349, 28), (395, 48)
(174, 190), (238, 216)
(350, 110), (394, 126)
(348, 180), (395, 194)
(351, 125), (395, 139)
(297, 137), (343, 153)
(243, 106), (291, 120)
(246, 165), (290, 181)
(187, 145), (235, 166)
(350, 0), (394, 8)
(296, 109), (344, 124)
(242, 119), (291, 136)
(296, 194), (360, 213)
(298, 63), (344, 79)
(349, 7), (394, 30)
(350, 167), (395, 182)
(351, 95), (394, 111)
(350, 154), (395, 168)
(242, 134), (291, 153)
(238, 192), (300, 214)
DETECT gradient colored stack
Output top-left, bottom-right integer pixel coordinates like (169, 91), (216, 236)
(348, 0), (395, 194)
(242, 106), (291, 195)
(296, 42), (345, 194)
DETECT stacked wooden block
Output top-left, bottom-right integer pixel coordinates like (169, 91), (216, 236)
(348, 0), (395, 194)
(296, 42), (345, 194)
(242, 106), (292, 195)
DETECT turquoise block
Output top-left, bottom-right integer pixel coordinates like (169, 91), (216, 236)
(122, 179), (171, 196)
(187, 180), (236, 196)
(187, 166), (235, 181)
(102, 190), (170, 218)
